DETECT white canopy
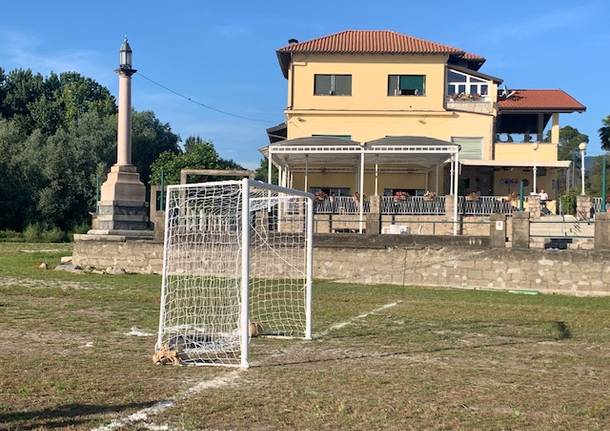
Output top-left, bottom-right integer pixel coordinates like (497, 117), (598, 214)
(260, 136), (461, 234)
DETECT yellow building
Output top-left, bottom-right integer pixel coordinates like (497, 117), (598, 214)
(262, 30), (585, 219)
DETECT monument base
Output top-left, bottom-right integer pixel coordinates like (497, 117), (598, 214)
(92, 200), (152, 232)
(89, 164), (154, 235)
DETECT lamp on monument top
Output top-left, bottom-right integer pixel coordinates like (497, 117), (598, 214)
(579, 142), (587, 196)
(119, 38), (133, 70)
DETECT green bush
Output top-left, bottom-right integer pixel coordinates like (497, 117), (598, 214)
(23, 224), (43, 242)
(0, 230), (25, 242)
(23, 223), (66, 243)
(40, 226), (66, 243)
(559, 190), (578, 215)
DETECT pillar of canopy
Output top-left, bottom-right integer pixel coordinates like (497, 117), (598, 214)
(261, 136), (461, 235)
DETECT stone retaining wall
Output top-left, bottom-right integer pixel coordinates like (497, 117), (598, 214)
(314, 244), (610, 296)
(73, 233), (610, 296)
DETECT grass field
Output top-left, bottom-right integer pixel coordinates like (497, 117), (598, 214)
(1, 242), (610, 430)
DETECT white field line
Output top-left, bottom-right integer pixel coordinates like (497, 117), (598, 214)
(125, 327), (155, 337)
(91, 371), (241, 431)
(92, 301), (401, 430)
(315, 301), (402, 338)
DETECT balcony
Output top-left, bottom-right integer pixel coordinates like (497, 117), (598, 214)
(494, 140), (558, 163)
(446, 96), (493, 114)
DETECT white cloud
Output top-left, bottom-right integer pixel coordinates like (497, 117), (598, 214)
(0, 28), (113, 85)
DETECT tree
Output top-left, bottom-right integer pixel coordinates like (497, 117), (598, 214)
(600, 115), (610, 151)
(0, 69), (45, 133)
(0, 66), (205, 231)
(0, 119), (33, 229)
(545, 126), (589, 193)
(150, 137), (242, 185)
(546, 125), (589, 161)
(131, 111), (180, 183)
(255, 157), (278, 183)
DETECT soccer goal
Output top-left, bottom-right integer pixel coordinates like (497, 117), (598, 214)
(155, 178), (314, 368)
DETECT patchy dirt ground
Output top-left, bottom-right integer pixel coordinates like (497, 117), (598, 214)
(1, 242), (610, 430)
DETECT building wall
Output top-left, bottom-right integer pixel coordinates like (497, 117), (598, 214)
(286, 53), (496, 161)
(278, 52), (566, 194)
(286, 111), (495, 161)
(495, 143), (559, 163)
(289, 53), (450, 112)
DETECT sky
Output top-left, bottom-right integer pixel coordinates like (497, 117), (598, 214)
(1, 0), (609, 168)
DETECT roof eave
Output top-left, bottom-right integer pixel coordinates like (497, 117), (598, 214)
(498, 107), (586, 114)
(276, 50), (291, 79)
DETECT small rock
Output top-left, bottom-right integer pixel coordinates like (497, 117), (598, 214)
(106, 267), (126, 275)
(60, 256), (73, 264)
(39, 262), (48, 270)
(91, 269), (105, 275)
(54, 263), (82, 273)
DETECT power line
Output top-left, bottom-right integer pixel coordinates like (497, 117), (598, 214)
(136, 72), (273, 124)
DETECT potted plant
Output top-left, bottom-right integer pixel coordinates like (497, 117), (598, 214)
(423, 191), (436, 201)
(314, 190), (328, 202)
(393, 191), (409, 202)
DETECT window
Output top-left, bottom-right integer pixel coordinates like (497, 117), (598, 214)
(314, 74), (352, 96)
(388, 75), (426, 96)
(447, 69), (490, 99)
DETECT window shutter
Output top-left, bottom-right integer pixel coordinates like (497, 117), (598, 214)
(399, 75), (424, 91)
(452, 137), (483, 160)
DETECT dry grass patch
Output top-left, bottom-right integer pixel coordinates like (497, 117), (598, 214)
(0, 242), (609, 430)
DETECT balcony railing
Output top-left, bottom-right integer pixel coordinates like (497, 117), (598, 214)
(313, 196), (369, 214)
(382, 196), (446, 215)
(592, 197), (609, 214)
(459, 196), (515, 215)
(313, 195), (516, 216)
(446, 97), (493, 114)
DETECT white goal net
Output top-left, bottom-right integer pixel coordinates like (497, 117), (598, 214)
(156, 179), (313, 368)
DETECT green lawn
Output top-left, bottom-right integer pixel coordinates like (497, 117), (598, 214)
(1, 242), (610, 430)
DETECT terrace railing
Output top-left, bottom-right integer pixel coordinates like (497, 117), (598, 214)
(381, 196), (446, 215)
(313, 195), (515, 216)
(593, 197), (604, 213)
(459, 196), (515, 215)
(314, 196), (369, 214)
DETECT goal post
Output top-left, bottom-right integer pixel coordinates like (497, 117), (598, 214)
(156, 178), (314, 368)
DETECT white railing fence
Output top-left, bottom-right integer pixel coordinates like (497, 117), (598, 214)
(593, 197), (604, 213)
(381, 196), (446, 215)
(312, 195), (515, 216)
(459, 196), (515, 215)
(313, 196), (369, 214)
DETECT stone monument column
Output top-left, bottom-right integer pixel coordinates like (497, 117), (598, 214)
(90, 38), (152, 237)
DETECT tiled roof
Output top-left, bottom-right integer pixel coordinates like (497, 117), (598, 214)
(278, 30), (483, 59)
(498, 90), (586, 112)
